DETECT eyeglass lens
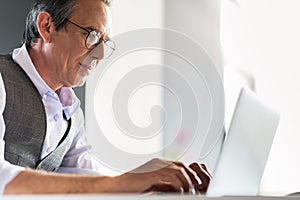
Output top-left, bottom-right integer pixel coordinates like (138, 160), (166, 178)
(86, 32), (115, 59)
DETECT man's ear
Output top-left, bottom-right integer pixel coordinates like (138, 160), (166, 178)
(36, 11), (54, 43)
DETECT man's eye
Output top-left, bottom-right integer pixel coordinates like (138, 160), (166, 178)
(82, 31), (89, 36)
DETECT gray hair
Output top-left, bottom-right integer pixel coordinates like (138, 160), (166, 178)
(23, 0), (112, 47)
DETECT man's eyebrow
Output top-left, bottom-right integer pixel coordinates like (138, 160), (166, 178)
(85, 25), (102, 33)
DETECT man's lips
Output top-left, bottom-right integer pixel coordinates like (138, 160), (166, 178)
(79, 59), (99, 71)
(79, 63), (92, 70)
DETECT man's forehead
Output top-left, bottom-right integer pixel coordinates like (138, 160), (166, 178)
(71, 0), (111, 33)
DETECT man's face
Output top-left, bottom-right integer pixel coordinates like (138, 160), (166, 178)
(50, 0), (110, 88)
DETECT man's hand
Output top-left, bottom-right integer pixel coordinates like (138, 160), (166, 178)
(114, 158), (212, 194)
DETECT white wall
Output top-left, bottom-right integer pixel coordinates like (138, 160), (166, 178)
(165, 0), (222, 73)
(163, 0), (223, 172)
(85, 0), (165, 175)
(221, 0), (300, 196)
(85, 0), (223, 175)
(110, 0), (165, 34)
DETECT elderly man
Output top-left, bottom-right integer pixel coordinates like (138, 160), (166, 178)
(0, 0), (211, 195)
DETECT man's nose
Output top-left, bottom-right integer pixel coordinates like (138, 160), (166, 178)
(90, 42), (105, 60)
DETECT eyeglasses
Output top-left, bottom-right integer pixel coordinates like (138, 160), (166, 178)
(66, 19), (116, 59)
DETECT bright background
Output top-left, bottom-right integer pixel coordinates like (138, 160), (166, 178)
(86, 0), (300, 196)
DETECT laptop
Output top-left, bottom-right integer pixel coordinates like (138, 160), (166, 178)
(206, 87), (280, 197)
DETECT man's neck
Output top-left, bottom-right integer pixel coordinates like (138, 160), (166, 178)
(27, 43), (63, 92)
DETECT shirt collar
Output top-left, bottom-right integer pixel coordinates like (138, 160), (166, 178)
(12, 44), (81, 119)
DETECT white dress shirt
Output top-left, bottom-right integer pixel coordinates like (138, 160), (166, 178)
(0, 44), (103, 194)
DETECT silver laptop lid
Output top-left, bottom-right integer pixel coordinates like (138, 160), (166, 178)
(206, 87), (280, 197)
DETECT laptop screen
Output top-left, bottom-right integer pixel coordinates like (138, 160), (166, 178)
(206, 88), (280, 197)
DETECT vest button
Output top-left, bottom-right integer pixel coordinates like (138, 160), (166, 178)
(53, 114), (60, 121)
(47, 146), (53, 153)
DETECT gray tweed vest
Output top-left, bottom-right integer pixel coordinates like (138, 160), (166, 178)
(0, 54), (74, 172)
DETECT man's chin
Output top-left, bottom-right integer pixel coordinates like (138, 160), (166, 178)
(72, 76), (87, 88)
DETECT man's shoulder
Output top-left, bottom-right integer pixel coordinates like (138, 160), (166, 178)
(0, 54), (30, 85)
(0, 54), (16, 66)
(0, 54), (12, 60)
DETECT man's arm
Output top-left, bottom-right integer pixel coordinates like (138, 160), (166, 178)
(4, 169), (116, 194)
(5, 159), (211, 194)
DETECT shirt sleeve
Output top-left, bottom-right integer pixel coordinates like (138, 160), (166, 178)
(0, 73), (25, 195)
(58, 108), (105, 175)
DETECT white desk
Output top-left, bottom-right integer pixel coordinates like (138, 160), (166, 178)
(0, 194), (294, 200)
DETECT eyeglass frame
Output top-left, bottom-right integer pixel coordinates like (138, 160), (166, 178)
(66, 19), (115, 56)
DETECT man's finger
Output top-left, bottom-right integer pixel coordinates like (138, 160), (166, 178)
(200, 163), (213, 178)
(143, 182), (182, 193)
(189, 163), (211, 193)
(173, 162), (200, 187)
